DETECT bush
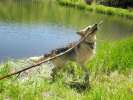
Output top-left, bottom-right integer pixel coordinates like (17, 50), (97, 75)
(96, 0), (133, 8)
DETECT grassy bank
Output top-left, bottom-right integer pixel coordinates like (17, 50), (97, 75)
(0, 37), (133, 99)
(57, 0), (133, 19)
(89, 37), (133, 73)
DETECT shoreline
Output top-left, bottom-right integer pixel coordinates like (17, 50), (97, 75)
(57, 0), (133, 19)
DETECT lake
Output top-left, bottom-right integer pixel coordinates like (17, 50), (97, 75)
(0, 0), (133, 61)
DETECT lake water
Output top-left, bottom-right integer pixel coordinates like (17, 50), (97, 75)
(0, 0), (133, 61)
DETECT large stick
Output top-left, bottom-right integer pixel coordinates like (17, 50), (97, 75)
(0, 24), (98, 80)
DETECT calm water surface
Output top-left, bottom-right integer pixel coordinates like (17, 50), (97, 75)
(0, 0), (133, 61)
(0, 23), (80, 60)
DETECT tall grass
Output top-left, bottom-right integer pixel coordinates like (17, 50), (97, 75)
(0, 37), (133, 99)
(88, 37), (133, 74)
(57, 0), (133, 19)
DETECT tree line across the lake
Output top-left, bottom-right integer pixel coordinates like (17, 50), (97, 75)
(85, 0), (133, 8)
(0, 0), (133, 9)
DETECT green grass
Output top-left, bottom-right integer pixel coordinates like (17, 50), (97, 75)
(88, 37), (133, 74)
(57, 0), (133, 19)
(0, 37), (133, 99)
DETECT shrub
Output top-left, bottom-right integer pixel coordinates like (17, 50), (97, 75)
(96, 0), (133, 8)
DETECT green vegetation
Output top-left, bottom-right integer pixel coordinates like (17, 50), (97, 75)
(57, 0), (133, 19)
(96, 0), (133, 8)
(0, 37), (133, 100)
(89, 37), (133, 73)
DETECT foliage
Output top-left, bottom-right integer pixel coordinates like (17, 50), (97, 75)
(96, 0), (133, 8)
(58, 0), (133, 19)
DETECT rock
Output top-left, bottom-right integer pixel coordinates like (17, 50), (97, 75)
(29, 56), (44, 63)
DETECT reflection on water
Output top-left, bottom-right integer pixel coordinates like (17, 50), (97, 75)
(0, 0), (133, 61)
